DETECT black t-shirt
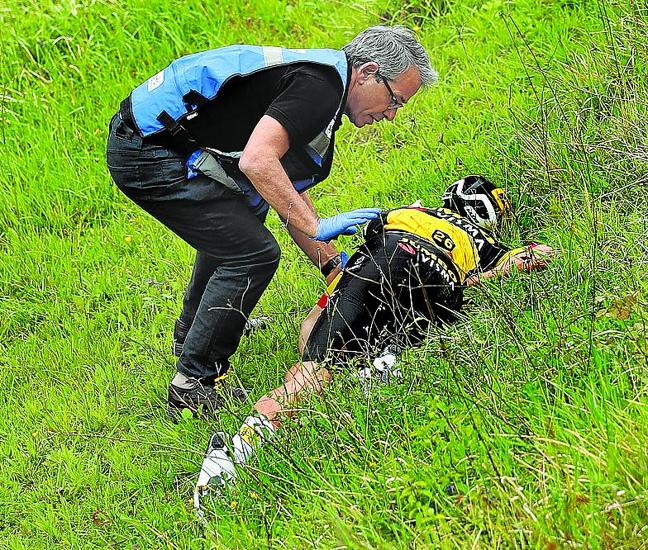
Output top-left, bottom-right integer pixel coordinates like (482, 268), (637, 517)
(182, 62), (345, 152)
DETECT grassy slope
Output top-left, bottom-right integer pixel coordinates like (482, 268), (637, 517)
(1, 0), (646, 547)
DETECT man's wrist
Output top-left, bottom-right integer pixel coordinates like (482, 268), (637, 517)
(308, 217), (320, 239)
(321, 254), (342, 277)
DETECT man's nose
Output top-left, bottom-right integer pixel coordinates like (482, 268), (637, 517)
(384, 109), (398, 122)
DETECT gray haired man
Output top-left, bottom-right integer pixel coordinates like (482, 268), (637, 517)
(106, 26), (436, 419)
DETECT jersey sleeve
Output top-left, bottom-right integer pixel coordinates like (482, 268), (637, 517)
(265, 65), (343, 146)
(478, 244), (509, 272)
(363, 210), (391, 243)
(489, 246), (529, 271)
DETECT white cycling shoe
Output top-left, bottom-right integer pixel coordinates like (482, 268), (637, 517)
(194, 432), (236, 511)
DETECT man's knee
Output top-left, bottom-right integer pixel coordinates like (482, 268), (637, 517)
(266, 240), (281, 270)
(285, 362), (301, 382)
(252, 238), (281, 274)
(296, 360), (330, 388)
(315, 365), (332, 385)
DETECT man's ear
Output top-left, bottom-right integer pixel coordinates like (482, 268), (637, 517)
(357, 62), (379, 83)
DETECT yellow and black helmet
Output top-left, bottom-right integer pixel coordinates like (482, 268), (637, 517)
(442, 175), (511, 231)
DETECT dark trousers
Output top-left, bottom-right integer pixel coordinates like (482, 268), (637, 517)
(302, 232), (463, 365)
(106, 113), (280, 380)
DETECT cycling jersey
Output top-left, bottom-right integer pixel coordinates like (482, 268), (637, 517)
(303, 206), (524, 366)
(365, 207), (515, 282)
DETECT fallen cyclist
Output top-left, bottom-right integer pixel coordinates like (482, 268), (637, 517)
(194, 175), (556, 506)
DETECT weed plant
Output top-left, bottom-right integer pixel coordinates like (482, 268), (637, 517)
(1, 0), (646, 547)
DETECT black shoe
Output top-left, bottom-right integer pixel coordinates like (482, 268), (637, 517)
(168, 379), (225, 420)
(172, 317), (271, 357)
(167, 375), (248, 421)
(212, 373), (249, 403)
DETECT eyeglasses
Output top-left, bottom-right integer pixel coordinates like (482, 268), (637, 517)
(378, 74), (405, 110)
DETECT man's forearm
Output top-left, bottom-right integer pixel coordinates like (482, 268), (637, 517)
(287, 224), (339, 266)
(289, 192), (340, 271)
(240, 156), (319, 237)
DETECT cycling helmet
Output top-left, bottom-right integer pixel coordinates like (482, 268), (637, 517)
(442, 175), (511, 231)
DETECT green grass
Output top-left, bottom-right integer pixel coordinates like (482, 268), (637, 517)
(1, 0), (646, 547)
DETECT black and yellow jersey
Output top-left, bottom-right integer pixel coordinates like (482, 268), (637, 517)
(305, 206), (530, 364)
(364, 206), (524, 283)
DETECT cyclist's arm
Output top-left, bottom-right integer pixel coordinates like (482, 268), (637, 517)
(466, 244), (556, 286)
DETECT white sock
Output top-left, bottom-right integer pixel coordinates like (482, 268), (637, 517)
(231, 414), (276, 465)
(171, 372), (197, 389)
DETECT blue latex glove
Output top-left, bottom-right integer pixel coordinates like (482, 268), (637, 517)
(314, 208), (381, 242)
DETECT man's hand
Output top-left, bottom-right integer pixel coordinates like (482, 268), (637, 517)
(314, 208), (381, 242)
(321, 251), (349, 284)
(466, 244), (557, 287)
(511, 244), (557, 272)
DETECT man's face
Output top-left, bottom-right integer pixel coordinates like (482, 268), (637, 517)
(345, 63), (422, 128)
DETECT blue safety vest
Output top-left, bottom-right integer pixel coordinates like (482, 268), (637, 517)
(128, 45), (349, 214)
